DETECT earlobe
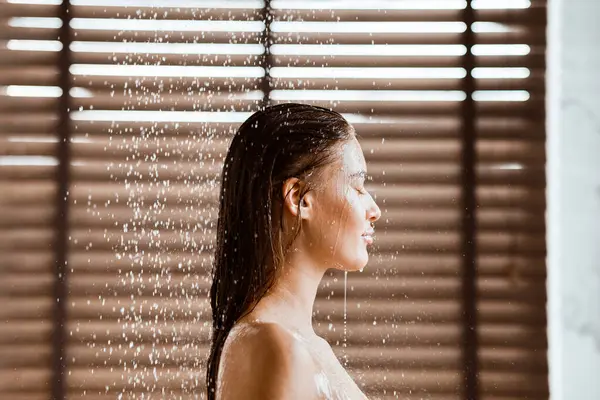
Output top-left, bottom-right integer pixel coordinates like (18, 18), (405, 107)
(297, 194), (314, 221)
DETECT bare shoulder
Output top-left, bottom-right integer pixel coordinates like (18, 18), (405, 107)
(217, 322), (320, 400)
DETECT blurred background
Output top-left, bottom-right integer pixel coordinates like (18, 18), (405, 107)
(0, 0), (598, 399)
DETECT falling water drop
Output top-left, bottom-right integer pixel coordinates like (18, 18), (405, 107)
(343, 270), (348, 367)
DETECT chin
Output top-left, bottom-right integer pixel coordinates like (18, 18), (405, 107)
(325, 242), (370, 272)
(337, 252), (369, 272)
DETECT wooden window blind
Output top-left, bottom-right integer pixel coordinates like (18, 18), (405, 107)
(1, 0), (66, 398)
(0, 0), (548, 399)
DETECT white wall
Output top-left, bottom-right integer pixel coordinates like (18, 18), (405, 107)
(547, 0), (600, 399)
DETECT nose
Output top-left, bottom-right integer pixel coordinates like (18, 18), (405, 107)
(367, 197), (381, 223)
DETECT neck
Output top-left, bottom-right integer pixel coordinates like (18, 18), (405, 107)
(250, 249), (327, 337)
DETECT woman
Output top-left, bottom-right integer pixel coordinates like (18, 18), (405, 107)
(206, 103), (381, 399)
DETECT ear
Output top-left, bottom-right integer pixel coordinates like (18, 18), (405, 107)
(282, 177), (312, 219)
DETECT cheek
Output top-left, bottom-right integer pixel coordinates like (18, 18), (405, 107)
(316, 195), (351, 237)
(339, 193), (366, 231)
(311, 188), (363, 242)
(346, 190), (365, 212)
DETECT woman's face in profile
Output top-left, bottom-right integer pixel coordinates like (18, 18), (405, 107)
(306, 136), (381, 272)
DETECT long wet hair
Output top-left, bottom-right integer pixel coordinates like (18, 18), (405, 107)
(206, 103), (354, 398)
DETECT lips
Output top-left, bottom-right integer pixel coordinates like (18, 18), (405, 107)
(362, 235), (374, 245)
(362, 230), (375, 244)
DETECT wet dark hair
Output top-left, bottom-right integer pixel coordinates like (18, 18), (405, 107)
(206, 103), (354, 398)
